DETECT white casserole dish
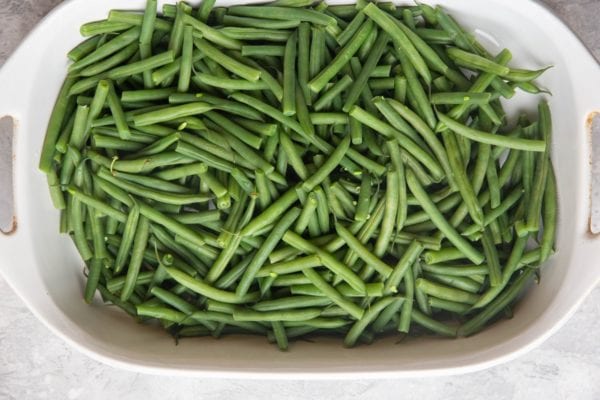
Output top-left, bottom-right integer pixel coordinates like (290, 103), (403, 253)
(0, 0), (599, 378)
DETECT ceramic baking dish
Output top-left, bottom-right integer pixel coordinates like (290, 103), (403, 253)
(0, 0), (599, 378)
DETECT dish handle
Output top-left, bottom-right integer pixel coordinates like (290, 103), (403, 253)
(0, 58), (24, 237)
(578, 70), (600, 286)
(0, 45), (37, 261)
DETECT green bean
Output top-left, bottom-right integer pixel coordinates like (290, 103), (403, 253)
(313, 186), (330, 233)
(253, 169), (271, 209)
(423, 247), (466, 265)
(120, 216), (149, 301)
(233, 307), (322, 322)
(132, 102), (212, 127)
(78, 42), (138, 77)
(422, 264), (489, 277)
(97, 168), (211, 205)
(411, 309), (457, 336)
(152, 50), (203, 85)
(257, 254), (322, 278)
(309, 26), (325, 80)
(368, 77), (394, 91)
(294, 193), (318, 234)
(375, 100), (427, 155)
(283, 317), (349, 329)
(175, 25), (194, 91)
(459, 268), (535, 336)
(447, 47), (510, 75)
(295, 22), (312, 105)
(329, 182), (354, 217)
(46, 168), (65, 210)
(426, 273), (481, 294)
(107, 10), (172, 31)
(228, 5), (336, 26)
(540, 167), (557, 263)
(270, 321), (288, 350)
(343, 32), (389, 112)
(231, 118), (277, 137)
(431, 92), (492, 105)
(100, 84), (131, 141)
(283, 230), (366, 293)
(416, 278), (479, 305)
(302, 268), (364, 320)
(371, 168), (399, 257)
(236, 207), (300, 297)
(337, 11), (365, 46)
(371, 296), (404, 333)
(67, 186), (126, 222)
(121, 88), (176, 103)
(138, 0), (157, 87)
(241, 45), (285, 57)
(71, 51), (176, 95)
(113, 201), (140, 273)
(279, 130), (308, 180)
(362, 4), (430, 83)
(335, 222), (393, 278)
(223, 14), (300, 29)
(310, 113), (348, 125)
(204, 112), (263, 151)
(206, 234), (243, 283)
(68, 35), (102, 61)
(39, 77), (76, 173)
(282, 31), (298, 116)
(437, 113), (545, 152)
(106, 270), (154, 294)
(153, 162), (207, 181)
(137, 201), (205, 246)
(384, 240), (424, 295)
(187, 310), (267, 333)
(308, 19), (374, 93)
(69, 26), (141, 72)
(523, 101), (551, 231)
(270, 273), (310, 287)
(193, 38), (261, 82)
(149, 287), (200, 322)
(344, 296), (397, 347)
(302, 136), (350, 192)
(314, 75), (353, 112)
(84, 258), (103, 304)
(221, 27), (291, 42)
(197, 168), (227, 198)
(165, 266), (257, 304)
(354, 173), (372, 222)
(228, 168), (254, 194)
(229, 92), (303, 138)
(183, 14), (241, 50)
(137, 304), (190, 324)
(407, 170), (484, 264)
(170, 210), (221, 226)
(442, 131), (483, 225)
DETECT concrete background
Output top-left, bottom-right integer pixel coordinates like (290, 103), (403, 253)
(0, 1), (599, 399)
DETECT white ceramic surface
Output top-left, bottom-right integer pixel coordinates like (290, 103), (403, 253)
(0, 0), (599, 378)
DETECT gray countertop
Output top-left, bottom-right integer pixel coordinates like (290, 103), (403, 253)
(0, 1), (599, 399)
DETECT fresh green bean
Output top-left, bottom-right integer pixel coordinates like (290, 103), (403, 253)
(120, 216), (150, 301)
(302, 268), (364, 320)
(308, 19), (374, 93)
(407, 170), (484, 264)
(437, 113), (545, 152)
(344, 296), (397, 347)
(362, 4), (430, 83)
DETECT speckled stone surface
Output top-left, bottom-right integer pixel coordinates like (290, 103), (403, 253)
(0, 1), (599, 399)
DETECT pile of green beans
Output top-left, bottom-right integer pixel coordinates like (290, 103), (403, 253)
(40, 0), (556, 350)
